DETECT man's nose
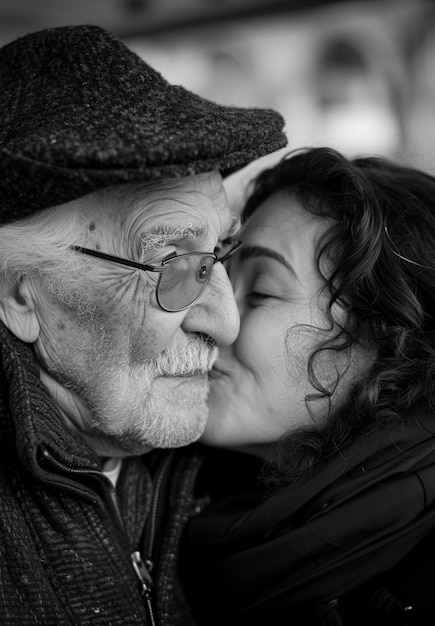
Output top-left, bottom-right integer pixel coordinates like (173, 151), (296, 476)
(181, 263), (240, 346)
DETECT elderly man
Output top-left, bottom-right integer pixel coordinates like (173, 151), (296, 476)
(0, 24), (286, 625)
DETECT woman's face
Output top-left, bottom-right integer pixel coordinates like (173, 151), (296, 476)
(203, 190), (373, 454)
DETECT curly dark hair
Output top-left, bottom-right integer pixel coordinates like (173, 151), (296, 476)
(242, 147), (435, 487)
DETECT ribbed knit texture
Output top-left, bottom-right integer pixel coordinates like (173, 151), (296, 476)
(0, 24), (287, 219)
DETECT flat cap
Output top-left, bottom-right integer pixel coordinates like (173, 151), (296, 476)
(0, 24), (287, 222)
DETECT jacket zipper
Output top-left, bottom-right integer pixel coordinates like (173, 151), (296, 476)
(40, 446), (123, 519)
(131, 551), (157, 626)
(143, 451), (174, 573)
(40, 445), (158, 625)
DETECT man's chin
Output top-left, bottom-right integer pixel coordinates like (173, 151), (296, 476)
(114, 386), (210, 451)
(150, 400), (209, 448)
(87, 376), (210, 454)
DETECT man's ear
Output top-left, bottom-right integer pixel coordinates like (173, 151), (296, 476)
(0, 277), (40, 343)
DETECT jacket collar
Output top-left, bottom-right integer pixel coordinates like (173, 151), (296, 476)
(0, 322), (100, 475)
(188, 414), (435, 612)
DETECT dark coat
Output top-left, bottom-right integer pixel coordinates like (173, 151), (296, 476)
(0, 322), (201, 625)
(186, 431), (435, 626)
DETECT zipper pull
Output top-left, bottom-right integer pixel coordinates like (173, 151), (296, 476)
(131, 551), (157, 626)
(131, 550), (154, 594)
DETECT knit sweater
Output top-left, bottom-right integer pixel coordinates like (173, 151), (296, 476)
(0, 322), (201, 625)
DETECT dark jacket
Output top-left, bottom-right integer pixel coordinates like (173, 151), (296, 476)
(0, 322), (201, 625)
(186, 425), (435, 626)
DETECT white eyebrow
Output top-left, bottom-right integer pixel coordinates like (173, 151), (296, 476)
(140, 223), (205, 251)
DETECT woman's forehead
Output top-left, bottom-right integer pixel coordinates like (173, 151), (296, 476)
(242, 191), (325, 241)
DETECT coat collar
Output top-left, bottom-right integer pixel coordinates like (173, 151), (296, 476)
(188, 415), (435, 612)
(0, 322), (100, 475)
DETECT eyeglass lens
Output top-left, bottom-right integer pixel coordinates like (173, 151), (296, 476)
(157, 254), (215, 312)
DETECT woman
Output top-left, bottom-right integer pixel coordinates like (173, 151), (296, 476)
(184, 147), (435, 625)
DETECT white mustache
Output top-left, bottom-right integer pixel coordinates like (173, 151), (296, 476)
(152, 335), (218, 377)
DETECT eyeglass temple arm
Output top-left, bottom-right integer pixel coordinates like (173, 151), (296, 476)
(70, 245), (166, 273)
(217, 240), (243, 263)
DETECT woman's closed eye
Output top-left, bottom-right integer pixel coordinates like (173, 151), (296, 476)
(234, 257), (302, 304)
(246, 290), (277, 303)
(242, 269), (304, 305)
(244, 276), (285, 304)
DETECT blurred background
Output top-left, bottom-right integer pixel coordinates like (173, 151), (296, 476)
(1, 0), (435, 186)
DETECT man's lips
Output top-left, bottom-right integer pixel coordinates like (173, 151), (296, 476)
(176, 370), (208, 378)
(156, 370), (209, 379)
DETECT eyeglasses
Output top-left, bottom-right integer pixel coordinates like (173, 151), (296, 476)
(70, 240), (243, 312)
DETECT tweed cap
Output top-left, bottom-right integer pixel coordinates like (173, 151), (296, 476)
(0, 24), (287, 222)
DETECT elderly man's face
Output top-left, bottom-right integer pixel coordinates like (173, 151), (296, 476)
(25, 172), (240, 457)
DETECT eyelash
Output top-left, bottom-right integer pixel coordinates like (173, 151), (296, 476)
(162, 251), (177, 262)
(247, 291), (273, 302)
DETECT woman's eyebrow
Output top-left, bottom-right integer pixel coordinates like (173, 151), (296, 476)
(240, 245), (298, 279)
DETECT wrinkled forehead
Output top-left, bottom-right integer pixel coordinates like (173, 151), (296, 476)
(83, 170), (237, 245)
